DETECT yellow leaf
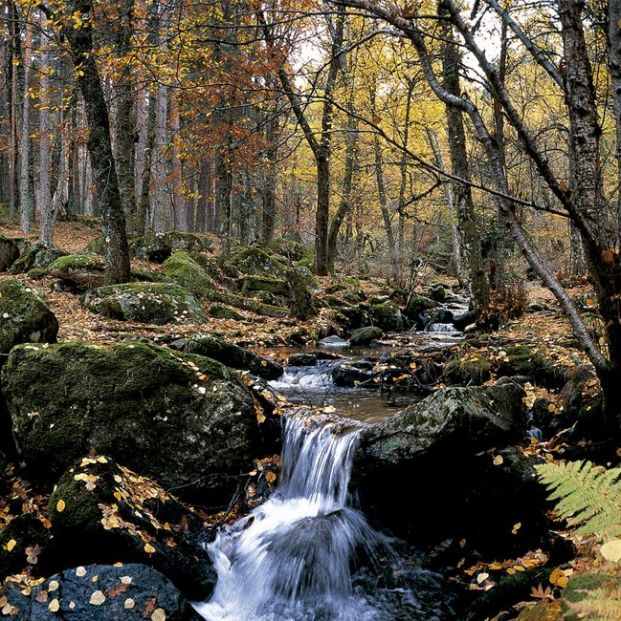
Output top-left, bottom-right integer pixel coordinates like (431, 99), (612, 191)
(512, 522), (522, 535)
(90, 591), (106, 605)
(601, 539), (621, 563)
(476, 572), (489, 584)
(152, 609), (167, 621)
(493, 455), (504, 466)
(48, 581), (59, 592)
(5, 539), (17, 552)
(76, 567), (87, 578)
(550, 566), (570, 588)
(124, 598), (135, 609)
(56, 499), (66, 513)
(48, 599), (60, 613)
(144, 543), (156, 554)
(265, 471), (277, 484)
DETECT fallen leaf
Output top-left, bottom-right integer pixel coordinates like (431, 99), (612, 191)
(601, 539), (621, 563)
(90, 590), (106, 605)
(56, 499), (66, 513)
(48, 599), (60, 613)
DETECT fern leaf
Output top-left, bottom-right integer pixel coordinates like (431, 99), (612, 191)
(535, 460), (621, 539)
(568, 588), (621, 620)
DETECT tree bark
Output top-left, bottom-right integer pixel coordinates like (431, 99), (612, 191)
(19, 14), (33, 232)
(38, 10), (52, 242)
(59, 0), (131, 283)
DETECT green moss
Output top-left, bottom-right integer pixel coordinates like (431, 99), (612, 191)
(0, 280), (58, 354)
(404, 294), (436, 319)
(130, 231), (212, 262)
(444, 356), (492, 385)
(371, 300), (404, 331)
(82, 282), (207, 324)
(350, 326), (383, 347)
(162, 251), (218, 299)
(209, 304), (243, 320)
(267, 237), (311, 262)
(240, 275), (289, 296)
(10, 242), (65, 274)
(48, 253), (104, 272)
(220, 244), (288, 278)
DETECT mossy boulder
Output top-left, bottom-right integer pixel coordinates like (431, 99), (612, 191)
(0, 236), (20, 271)
(0, 280), (58, 356)
(162, 251), (219, 300)
(47, 456), (216, 599)
(403, 294), (436, 323)
(220, 244), (288, 278)
(240, 274), (289, 297)
(130, 231), (213, 263)
(350, 326), (383, 347)
(2, 342), (260, 499)
(2, 563), (202, 620)
(444, 355), (492, 385)
(0, 513), (50, 579)
(285, 265), (317, 320)
(208, 303), (243, 320)
(10, 242), (66, 274)
(354, 383), (538, 552)
(48, 253), (106, 291)
(82, 282), (206, 324)
(267, 237), (311, 262)
(184, 335), (283, 381)
(370, 300), (405, 331)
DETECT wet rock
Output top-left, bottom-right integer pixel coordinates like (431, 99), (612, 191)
(288, 353), (318, 366)
(3, 563), (202, 620)
(10, 242), (66, 274)
(443, 356), (492, 386)
(371, 301), (405, 332)
(48, 254), (106, 291)
(0, 280), (58, 356)
(319, 335), (349, 348)
(184, 334), (283, 380)
(332, 361), (376, 387)
(428, 285), (446, 303)
(82, 282), (206, 324)
(285, 265), (318, 320)
(403, 294), (436, 325)
(3, 342), (259, 500)
(350, 326), (383, 347)
(130, 231), (213, 262)
(354, 384), (543, 554)
(47, 456), (216, 599)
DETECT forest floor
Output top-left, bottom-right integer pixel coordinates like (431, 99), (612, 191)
(0, 217), (614, 620)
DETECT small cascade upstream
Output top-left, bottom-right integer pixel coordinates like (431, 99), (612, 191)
(194, 414), (384, 621)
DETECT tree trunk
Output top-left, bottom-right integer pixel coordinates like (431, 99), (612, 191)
(440, 12), (489, 310)
(60, 0), (131, 283)
(38, 10), (52, 241)
(19, 15), (33, 232)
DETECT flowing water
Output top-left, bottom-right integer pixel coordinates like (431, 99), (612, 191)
(194, 414), (386, 620)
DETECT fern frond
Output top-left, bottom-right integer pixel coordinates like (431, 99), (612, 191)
(535, 461), (621, 539)
(567, 588), (621, 620)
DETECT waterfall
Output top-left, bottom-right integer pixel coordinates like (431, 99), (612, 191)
(194, 414), (384, 621)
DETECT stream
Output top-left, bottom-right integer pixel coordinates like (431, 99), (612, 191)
(195, 296), (469, 620)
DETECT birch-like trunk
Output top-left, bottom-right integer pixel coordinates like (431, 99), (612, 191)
(19, 16), (33, 232)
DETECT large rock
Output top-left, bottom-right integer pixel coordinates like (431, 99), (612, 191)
(350, 326), (383, 347)
(48, 253), (106, 291)
(3, 563), (201, 620)
(370, 300), (405, 332)
(219, 244), (288, 278)
(0, 235), (21, 271)
(0, 280), (58, 355)
(3, 342), (260, 500)
(47, 456), (216, 599)
(82, 282), (206, 324)
(183, 335), (283, 380)
(130, 231), (213, 262)
(10, 242), (66, 274)
(162, 251), (219, 300)
(353, 383), (545, 554)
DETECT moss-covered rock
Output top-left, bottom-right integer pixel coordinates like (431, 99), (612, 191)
(240, 274), (289, 297)
(370, 300), (405, 331)
(349, 326), (383, 347)
(403, 294), (436, 322)
(220, 244), (288, 278)
(3, 563), (202, 620)
(162, 251), (219, 299)
(0, 280), (58, 356)
(2, 342), (261, 499)
(208, 303), (243, 320)
(82, 282), (206, 324)
(48, 253), (106, 290)
(184, 335), (283, 380)
(10, 242), (66, 274)
(444, 355), (492, 385)
(47, 456), (217, 598)
(267, 237), (311, 262)
(130, 231), (213, 263)
(285, 265), (317, 320)
(0, 513), (50, 579)
(0, 236), (19, 271)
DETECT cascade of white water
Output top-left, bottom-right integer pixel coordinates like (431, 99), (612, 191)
(194, 414), (383, 621)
